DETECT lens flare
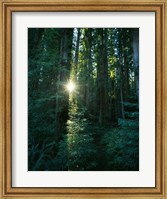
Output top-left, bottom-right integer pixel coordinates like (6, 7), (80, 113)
(66, 81), (76, 93)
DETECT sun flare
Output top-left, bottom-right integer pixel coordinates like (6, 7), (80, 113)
(66, 81), (76, 93)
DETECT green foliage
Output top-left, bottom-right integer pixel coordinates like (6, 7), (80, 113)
(123, 102), (139, 110)
(28, 28), (139, 171)
(124, 111), (139, 119)
(118, 118), (139, 128)
(102, 126), (139, 171)
(28, 137), (59, 171)
(57, 108), (97, 171)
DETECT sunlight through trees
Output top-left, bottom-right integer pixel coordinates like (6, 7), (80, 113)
(28, 28), (139, 171)
(66, 81), (76, 93)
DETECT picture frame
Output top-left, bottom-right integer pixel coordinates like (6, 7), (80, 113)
(0, 0), (166, 198)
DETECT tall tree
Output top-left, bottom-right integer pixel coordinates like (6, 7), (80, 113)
(96, 28), (109, 125)
(28, 28), (139, 171)
(131, 29), (139, 100)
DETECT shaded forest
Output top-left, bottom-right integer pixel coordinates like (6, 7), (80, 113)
(28, 28), (139, 171)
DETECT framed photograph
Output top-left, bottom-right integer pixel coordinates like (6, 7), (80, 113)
(0, 0), (166, 198)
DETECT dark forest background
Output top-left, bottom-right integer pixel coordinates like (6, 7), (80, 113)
(28, 28), (139, 171)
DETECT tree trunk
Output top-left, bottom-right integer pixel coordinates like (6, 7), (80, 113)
(86, 29), (92, 109)
(119, 62), (125, 119)
(56, 29), (73, 132)
(124, 50), (129, 101)
(97, 28), (109, 125)
(132, 29), (139, 100)
(74, 28), (81, 78)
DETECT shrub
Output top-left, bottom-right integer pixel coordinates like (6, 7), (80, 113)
(102, 126), (139, 171)
(57, 117), (97, 171)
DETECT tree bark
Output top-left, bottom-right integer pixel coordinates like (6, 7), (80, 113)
(132, 29), (139, 100)
(74, 28), (81, 78)
(119, 60), (125, 119)
(97, 28), (109, 125)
